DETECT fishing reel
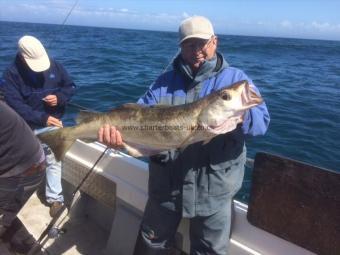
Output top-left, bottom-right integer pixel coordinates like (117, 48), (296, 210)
(48, 227), (66, 238)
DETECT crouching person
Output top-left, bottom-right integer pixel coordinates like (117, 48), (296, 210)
(0, 101), (45, 253)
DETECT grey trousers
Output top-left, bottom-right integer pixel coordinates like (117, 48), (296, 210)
(133, 198), (232, 255)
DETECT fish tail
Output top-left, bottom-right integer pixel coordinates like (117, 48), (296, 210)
(38, 128), (75, 161)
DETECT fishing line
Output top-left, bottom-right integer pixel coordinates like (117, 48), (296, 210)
(68, 49), (180, 113)
(68, 101), (97, 112)
(160, 48), (180, 73)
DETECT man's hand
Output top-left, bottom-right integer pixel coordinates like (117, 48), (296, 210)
(47, 116), (63, 127)
(98, 124), (123, 147)
(43, 95), (58, 107)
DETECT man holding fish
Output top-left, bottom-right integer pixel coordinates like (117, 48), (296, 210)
(97, 16), (270, 254)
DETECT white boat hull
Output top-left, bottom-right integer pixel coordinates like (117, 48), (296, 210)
(16, 140), (315, 255)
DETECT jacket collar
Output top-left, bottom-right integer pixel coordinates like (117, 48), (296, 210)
(173, 52), (228, 89)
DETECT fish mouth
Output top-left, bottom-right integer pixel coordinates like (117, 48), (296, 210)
(204, 115), (242, 135)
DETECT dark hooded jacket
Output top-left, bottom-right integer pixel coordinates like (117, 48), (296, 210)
(2, 55), (76, 129)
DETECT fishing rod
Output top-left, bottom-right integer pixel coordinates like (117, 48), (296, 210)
(26, 1), (111, 254)
(44, 0), (100, 115)
(44, 0), (94, 115)
(46, 0), (80, 49)
(27, 147), (110, 255)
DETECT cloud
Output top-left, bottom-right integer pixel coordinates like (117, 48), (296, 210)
(278, 20), (340, 33)
(279, 20), (340, 31)
(2, 1), (340, 41)
(273, 19), (340, 40)
(280, 20), (293, 28)
(182, 12), (190, 19)
(214, 16), (340, 40)
(75, 6), (138, 16)
(0, 0), (187, 30)
(311, 21), (340, 31)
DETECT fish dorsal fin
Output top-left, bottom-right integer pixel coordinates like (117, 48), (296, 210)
(113, 103), (146, 111)
(115, 103), (167, 111)
(150, 104), (168, 108)
(76, 110), (99, 124)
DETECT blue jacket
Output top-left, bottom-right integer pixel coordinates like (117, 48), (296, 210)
(138, 53), (270, 217)
(2, 55), (76, 129)
(138, 53), (269, 136)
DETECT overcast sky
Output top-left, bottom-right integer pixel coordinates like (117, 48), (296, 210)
(1, 0), (340, 41)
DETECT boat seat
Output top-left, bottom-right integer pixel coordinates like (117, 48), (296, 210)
(247, 152), (340, 255)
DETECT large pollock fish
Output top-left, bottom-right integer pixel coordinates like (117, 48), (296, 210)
(39, 80), (263, 161)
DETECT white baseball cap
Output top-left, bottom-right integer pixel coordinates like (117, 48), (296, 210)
(179, 16), (215, 44)
(18, 35), (50, 72)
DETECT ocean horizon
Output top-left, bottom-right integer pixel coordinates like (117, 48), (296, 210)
(1, 21), (339, 202)
(2, 20), (340, 43)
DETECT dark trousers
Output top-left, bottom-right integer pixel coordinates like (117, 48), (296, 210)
(0, 171), (45, 233)
(133, 198), (232, 255)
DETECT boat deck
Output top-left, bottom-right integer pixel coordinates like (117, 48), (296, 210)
(0, 189), (251, 255)
(0, 191), (109, 255)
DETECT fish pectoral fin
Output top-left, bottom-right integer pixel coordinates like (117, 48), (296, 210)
(178, 144), (189, 153)
(122, 143), (144, 157)
(202, 138), (213, 145)
(178, 129), (198, 149)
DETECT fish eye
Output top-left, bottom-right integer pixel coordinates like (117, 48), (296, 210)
(221, 92), (231, 101)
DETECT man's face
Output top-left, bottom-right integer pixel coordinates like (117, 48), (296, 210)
(180, 36), (217, 72)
